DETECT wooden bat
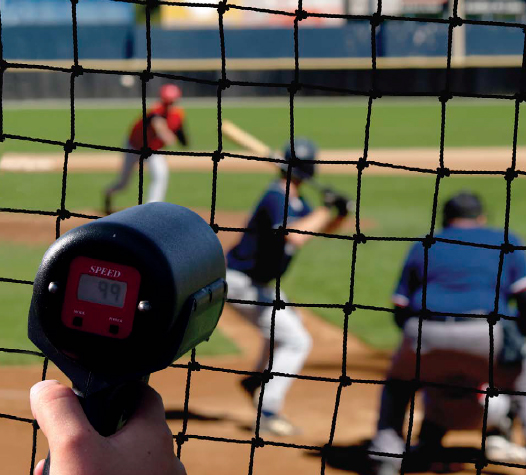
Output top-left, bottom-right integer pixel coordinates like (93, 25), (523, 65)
(222, 120), (273, 157)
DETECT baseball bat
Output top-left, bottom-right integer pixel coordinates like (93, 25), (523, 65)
(221, 120), (355, 215)
(222, 119), (320, 185)
(222, 120), (273, 157)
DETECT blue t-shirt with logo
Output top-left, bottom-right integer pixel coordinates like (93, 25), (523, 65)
(393, 227), (526, 316)
(227, 182), (312, 284)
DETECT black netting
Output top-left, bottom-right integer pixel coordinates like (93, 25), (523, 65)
(1, 0), (526, 474)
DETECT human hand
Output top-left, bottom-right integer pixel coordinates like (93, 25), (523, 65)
(30, 380), (186, 475)
(322, 188), (354, 217)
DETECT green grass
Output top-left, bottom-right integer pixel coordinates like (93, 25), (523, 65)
(3, 169), (526, 358)
(2, 99), (525, 153)
(2, 97), (525, 362)
(0, 237), (239, 364)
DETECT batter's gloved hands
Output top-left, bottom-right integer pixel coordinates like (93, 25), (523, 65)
(322, 188), (354, 217)
(30, 380), (186, 475)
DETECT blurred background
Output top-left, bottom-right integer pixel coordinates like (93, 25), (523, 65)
(2, 0), (526, 99)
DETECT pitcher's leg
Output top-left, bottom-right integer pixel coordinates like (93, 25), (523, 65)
(147, 154), (169, 203)
(106, 152), (138, 196)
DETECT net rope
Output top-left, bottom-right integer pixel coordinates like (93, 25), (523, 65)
(0, 0), (525, 473)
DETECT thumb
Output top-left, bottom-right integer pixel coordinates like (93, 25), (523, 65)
(30, 380), (96, 451)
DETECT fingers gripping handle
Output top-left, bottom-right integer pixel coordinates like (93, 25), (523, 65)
(42, 378), (149, 475)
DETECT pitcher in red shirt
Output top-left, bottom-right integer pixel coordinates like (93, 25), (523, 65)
(103, 84), (189, 215)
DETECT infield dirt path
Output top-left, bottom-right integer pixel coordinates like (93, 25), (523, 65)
(0, 305), (515, 475)
(0, 149), (522, 474)
(2, 146), (526, 174)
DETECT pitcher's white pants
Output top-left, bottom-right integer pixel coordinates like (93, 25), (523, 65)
(226, 269), (312, 414)
(106, 150), (168, 203)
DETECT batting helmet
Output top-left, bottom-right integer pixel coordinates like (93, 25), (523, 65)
(443, 191), (484, 226)
(160, 84), (182, 104)
(282, 138), (317, 181)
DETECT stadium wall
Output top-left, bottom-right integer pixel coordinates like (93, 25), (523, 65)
(3, 67), (523, 101)
(2, 23), (524, 61)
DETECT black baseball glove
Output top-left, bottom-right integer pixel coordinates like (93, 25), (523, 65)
(322, 188), (355, 217)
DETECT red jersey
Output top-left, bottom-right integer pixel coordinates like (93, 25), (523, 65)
(128, 102), (185, 151)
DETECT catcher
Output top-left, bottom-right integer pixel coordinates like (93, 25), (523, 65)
(368, 192), (526, 475)
(103, 84), (189, 215)
(226, 138), (353, 436)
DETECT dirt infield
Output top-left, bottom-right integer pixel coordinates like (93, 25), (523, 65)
(2, 146), (526, 174)
(0, 306), (518, 475)
(0, 209), (375, 247)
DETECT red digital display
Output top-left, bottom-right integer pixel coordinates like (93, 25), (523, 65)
(61, 257), (141, 339)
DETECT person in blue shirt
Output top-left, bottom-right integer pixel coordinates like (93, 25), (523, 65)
(368, 192), (526, 474)
(226, 139), (351, 436)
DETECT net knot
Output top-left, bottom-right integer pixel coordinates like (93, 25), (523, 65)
(210, 223), (220, 234)
(212, 150), (223, 163)
(354, 233), (367, 244)
(32, 419), (40, 430)
(515, 91), (526, 102)
(340, 375), (353, 387)
(261, 369), (273, 383)
(370, 12), (383, 27)
(439, 90), (453, 104)
(369, 88), (382, 100)
(276, 225), (289, 237)
(57, 209), (71, 220)
(449, 16), (463, 27)
(288, 81), (301, 95)
(295, 9), (309, 21)
(70, 0), (79, 4)
(486, 386), (500, 398)
(64, 140), (76, 154)
(71, 64), (83, 77)
(274, 299), (286, 310)
(218, 78), (231, 91)
(504, 167), (518, 182)
(0, 134), (4, 143)
(356, 156), (369, 171)
(475, 457), (487, 471)
(436, 166), (450, 178)
(175, 432), (188, 446)
(422, 234), (436, 249)
(188, 360), (201, 371)
(320, 443), (332, 456)
(343, 302), (356, 315)
(217, 0), (230, 15)
(140, 70), (154, 83)
(487, 312), (500, 326)
(501, 241), (515, 254)
(252, 436), (265, 448)
(0, 60), (9, 72)
(141, 147), (152, 159)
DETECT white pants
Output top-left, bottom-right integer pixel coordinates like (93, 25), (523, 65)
(106, 150), (168, 203)
(226, 269), (312, 414)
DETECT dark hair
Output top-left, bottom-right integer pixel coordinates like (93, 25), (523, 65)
(442, 192), (484, 227)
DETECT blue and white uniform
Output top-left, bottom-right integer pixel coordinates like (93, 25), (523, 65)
(370, 226), (526, 466)
(226, 181), (313, 415)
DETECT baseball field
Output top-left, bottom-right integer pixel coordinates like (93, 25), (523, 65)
(1, 97), (526, 474)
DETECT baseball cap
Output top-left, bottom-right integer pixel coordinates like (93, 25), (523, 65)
(160, 84), (182, 104)
(282, 138), (317, 181)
